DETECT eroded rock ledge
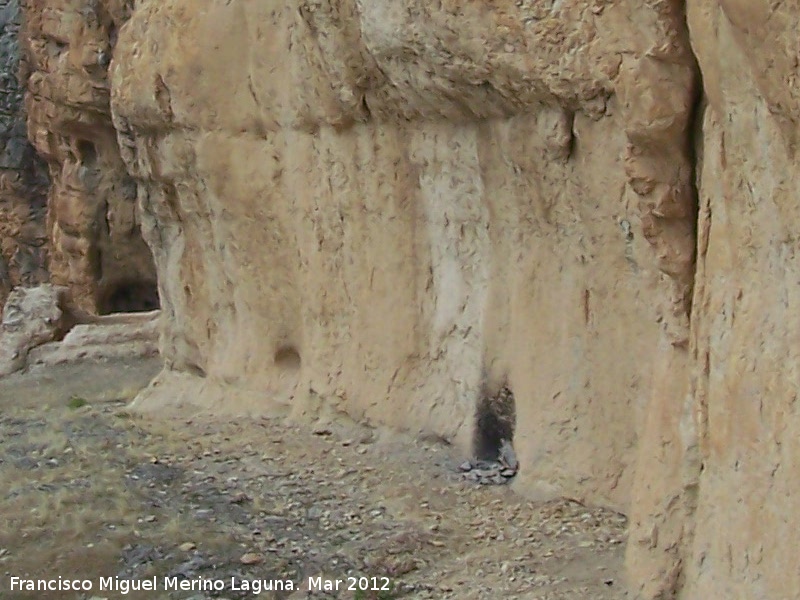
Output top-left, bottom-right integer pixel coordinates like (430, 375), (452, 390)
(0, 284), (158, 376)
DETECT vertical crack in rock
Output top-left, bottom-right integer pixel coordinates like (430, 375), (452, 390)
(620, 3), (707, 598)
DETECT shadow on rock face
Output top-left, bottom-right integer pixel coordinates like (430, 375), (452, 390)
(98, 280), (160, 314)
(474, 384), (516, 462)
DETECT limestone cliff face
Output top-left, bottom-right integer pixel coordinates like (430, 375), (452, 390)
(21, 0), (156, 313)
(110, 0), (696, 519)
(14, 0), (799, 597)
(0, 0), (49, 303)
(682, 2), (800, 598)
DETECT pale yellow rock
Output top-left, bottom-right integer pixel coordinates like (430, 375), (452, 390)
(678, 3), (800, 600)
(0, 284), (67, 375)
(13, 1), (800, 599)
(106, 1), (697, 595)
(109, 0), (695, 516)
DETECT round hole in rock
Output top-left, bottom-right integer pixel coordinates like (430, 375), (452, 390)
(474, 385), (516, 461)
(274, 346), (301, 370)
(98, 280), (160, 314)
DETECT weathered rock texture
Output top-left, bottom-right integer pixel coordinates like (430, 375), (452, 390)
(680, 2), (800, 598)
(110, 0), (697, 517)
(15, 0), (800, 597)
(0, 283), (66, 375)
(20, 0), (157, 314)
(26, 308), (158, 366)
(0, 0), (49, 304)
(0, 282), (158, 375)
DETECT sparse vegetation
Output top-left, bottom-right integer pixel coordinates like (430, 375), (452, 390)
(66, 395), (88, 409)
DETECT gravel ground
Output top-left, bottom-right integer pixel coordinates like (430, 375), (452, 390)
(0, 358), (628, 599)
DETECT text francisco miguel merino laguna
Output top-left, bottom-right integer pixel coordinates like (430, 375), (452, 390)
(9, 574), (394, 594)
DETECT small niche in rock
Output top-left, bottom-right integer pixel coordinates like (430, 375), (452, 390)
(76, 139), (98, 167)
(274, 346), (301, 370)
(461, 385), (518, 485)
(99, 281), (160, 314)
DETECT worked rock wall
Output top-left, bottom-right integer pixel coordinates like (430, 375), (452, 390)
(0, 0), (49, 303)
(110, 0), (696, 517)
(21, 0), (156, 314)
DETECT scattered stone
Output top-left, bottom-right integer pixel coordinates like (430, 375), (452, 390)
(239, 552), (264, 565)
(229, 491), (249, 504)
(0, 363), (627, 600)
(499, 439), (518, 471)
(459, 456), (517, 486)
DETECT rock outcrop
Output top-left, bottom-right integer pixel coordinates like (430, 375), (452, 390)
(20, 0), (157, 314)
(0, 282), (158, 375)
(0, 283), (66, 375)
(13, 0), (800, 598)
(0, 0), (49, 304)
(26, 308), (158, 366)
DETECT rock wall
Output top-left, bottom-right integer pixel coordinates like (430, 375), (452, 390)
(680, 2), (800, 598)
(110, 0), (696, 516)
(15, 0), (800, 597)
(0, 0), (49, 303)
(630, 3), (800, 598)
(20, 0), (156, 314)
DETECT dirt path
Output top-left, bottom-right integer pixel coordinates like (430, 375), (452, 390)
(0, 359), (627, 599)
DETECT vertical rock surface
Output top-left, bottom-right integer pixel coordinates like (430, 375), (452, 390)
(0, 0), (49, 304)
(13, 0), (800, 598)
(21, 0), (156, 314)
(109, 0), (696, 519)
(680, 1), (800, 598)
